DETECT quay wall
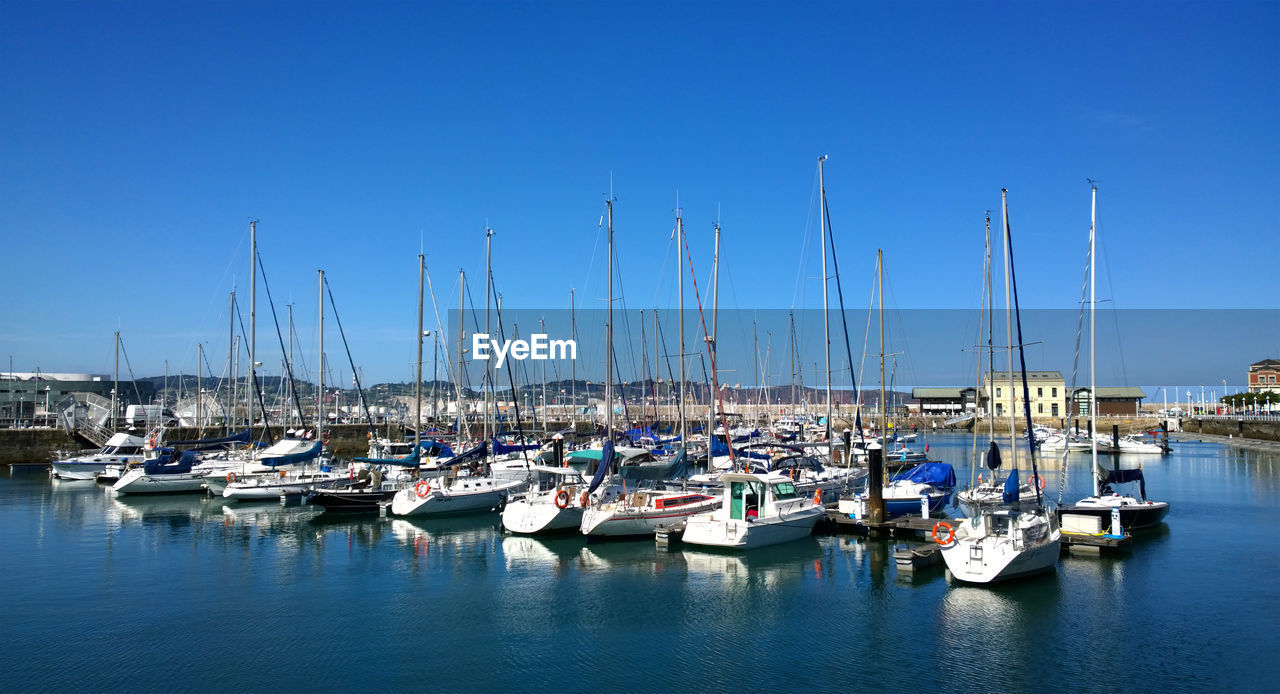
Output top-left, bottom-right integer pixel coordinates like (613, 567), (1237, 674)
(0, 428), (82, 465)
(1180, 417), (1280, 442)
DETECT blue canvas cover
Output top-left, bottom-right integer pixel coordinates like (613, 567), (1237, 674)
(1002, 467), (1021, 504)
(985, 441), (1002, 470)
(891, 462), (957, 490)
(492, 439), (540, 456)
(1104, 468), (1147, 500)
(142, 449), (196, 475)
(618, 448), (689, 482)
(586, 441), (615, 494)
(166, 428), (252, 452)
(258, 440), (323, 467)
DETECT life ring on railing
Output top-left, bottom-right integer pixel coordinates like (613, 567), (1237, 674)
(147, 433), (158, 449)
(554, 489), (570, 509)
(813, 488), (823, 506)
(579, 491), (590, 508)
(932, 521), (955, 545)
(226, 472), (237, 483)
(1032, 474), (1046, 491)
(414, 480), (431, 498)
(279, 470), (287, 479)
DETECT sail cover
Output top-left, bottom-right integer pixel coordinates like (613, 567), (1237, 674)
(1103, 468), (1147, 500)
(891, 462), (957, 489)
(986, 441), (1002, 470)
(586, 441), (615, 494)
(1002, 467), (1021, 504)
(618, 447), (689, 482)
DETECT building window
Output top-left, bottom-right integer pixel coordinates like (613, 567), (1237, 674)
(1052, 403), (1059, 417)
(1052, 387), (1058, 398)
(996, 387), (1002, 398)
(996, 403), (1003, 417)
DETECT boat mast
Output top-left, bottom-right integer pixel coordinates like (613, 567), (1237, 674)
(540, 316), (548, 437)
(112, 330), (119, 432)
(870, 249), (886, 522)
(818, 155), (832, 446)
(457, 269), (465, 442)
(286, 302), (294, 429)
(317, 269), (325, 447)
(570, 288), (576, 432)
(986, 212), (996, 443)
(1090, 184), (1099, 496)
(227, 291), (234, 435)
(789, 312), (797, 422)
(708, 222), (719, 450)
(606, 200), (615, 447)
(484, 228), (493, 456)
(416, 254), (425, 457)
(1002, 191), (1016, 469)
(249, 220), (256, 436)
(677, 208), (686, 447)
(196, 343), (203, 433)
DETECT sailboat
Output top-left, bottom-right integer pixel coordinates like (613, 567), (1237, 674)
(938, 189), (1060, 584)
(1057, 185), (1170, 531)
(578, 201), (720, 538)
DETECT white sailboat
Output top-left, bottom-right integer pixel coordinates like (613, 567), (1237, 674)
(501, 464), (590, 534)
(939, 189), (1060, 584)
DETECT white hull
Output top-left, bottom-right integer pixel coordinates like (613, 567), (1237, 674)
(223, 473), (345, 500)
(501, 499), (584, 534)
(53, 456), (146, 480)
(941, 511), (1060, 584)
(113, 469), (210, 495)
(682, 505), (824, 550)
(390, 477), (524, 517)
(580, 495), (720, 537)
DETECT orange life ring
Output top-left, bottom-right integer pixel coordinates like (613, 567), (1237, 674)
(554, 489), (570, 509)
(1033, 474), (1046, 491)
(813, 488), (823, 505)
(148, 433), (158, 449)
(226, 472), (237, 483)
(414, 480), (431, 498)
(932, 521), (955, 545)
(279, 470), (287, 478)
(579, 491), (590, 508)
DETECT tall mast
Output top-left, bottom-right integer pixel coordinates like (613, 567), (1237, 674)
(1090, 185), (1099, 496)
(196, 344), (203, 433)
(112, 331), (119, 431)
(317, 269), (325, 444)
(540, 316), (548, 437)
(457, 269), (465, 441)
(878, 251), (886, 455)
(606, 200), (615, 444)
(249, 220), (257, 434)
(286, 303), (294, 429)
(570, 288), (576, 431)
(416, 254), (425, 455)
(227, 291), (235, 434)
(1002, 190), (1016, 467)
(676, 209), (686, 445)
(708, 222), (719, 447)
(789, 312), (797, 421)
(819, 156), (832, 446)
(986, 212), (995, 442)
(484, 228), (493, 451)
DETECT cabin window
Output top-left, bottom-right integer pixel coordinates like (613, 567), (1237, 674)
(773, 481), (798, 499)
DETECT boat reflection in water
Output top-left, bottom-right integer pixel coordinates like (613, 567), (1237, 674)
(389, 514), (500, 556)
(501, 534), (588, 575)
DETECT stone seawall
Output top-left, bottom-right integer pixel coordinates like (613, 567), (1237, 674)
(1180, 417), (1280, 442)
(0, 428), (83, 465)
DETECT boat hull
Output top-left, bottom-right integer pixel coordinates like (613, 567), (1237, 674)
(1056, 500), (1169, 530)
(112, 469), (210, 495)
(306, 488), (395, 512)
(682, 506), (824, 550)
(390, 478), (524, 517)
(580, 496), (720, 537)
(501, 499), (584, 535)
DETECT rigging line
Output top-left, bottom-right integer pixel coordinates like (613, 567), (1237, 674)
(1058, 220), (1092, 505)
(822, 187), (866, 446)
(423, 261), (463, 408)
(115, 337), (145, 404)
(679, 227), (737, 464)
(790, 165), (822, 310)
(858, 265), (876, 412)
(491, 302), (532, 465)
(1005, 194), (1043, 507)
(256, 249), (310, 432)
(322, 276), (376, 438)
(231, 301), (273, 443)
(1096, 221), (1130, 387)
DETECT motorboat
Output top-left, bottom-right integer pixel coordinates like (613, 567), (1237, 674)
(112, 448), (212, 495)
(51, 433), (147, 480)
(938, 508), (1061, 583)
(501, 466), (589, 535)
(681, 471), (825, 550)
(222, 468), (350, 501)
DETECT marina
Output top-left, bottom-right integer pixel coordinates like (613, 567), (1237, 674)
(0, 432), (1275, 691)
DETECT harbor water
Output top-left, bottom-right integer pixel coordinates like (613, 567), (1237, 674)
(2, 433), (1276, 692)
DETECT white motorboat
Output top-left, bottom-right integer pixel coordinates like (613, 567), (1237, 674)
(1117, 434), (1166, 454)
(51, 433), (147, 480)
(389, 472), (525, 517)
(501, 466), (589, 535)
(222, 469), (349, 501)
(682, 471), (826, 550)
(938, 507), (1061, 584)
(113, 450), (221, 495)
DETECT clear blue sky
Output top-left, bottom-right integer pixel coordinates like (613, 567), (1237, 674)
(2, 1), (1276, 387)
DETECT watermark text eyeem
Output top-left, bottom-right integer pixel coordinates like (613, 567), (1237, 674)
(470, 333), (577, 368)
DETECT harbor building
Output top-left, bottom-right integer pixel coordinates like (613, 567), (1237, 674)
(982, 371), (1067, 419)
(1248, 358), (1280, 394)
(0, 372), (155, 428)
(1068, 387), (1147, 417)
(911, 387), (979, 415)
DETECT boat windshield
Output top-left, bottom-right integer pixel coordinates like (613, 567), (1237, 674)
(772, 481), (798, 499)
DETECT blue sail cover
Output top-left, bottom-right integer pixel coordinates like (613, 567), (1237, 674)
(1003, 467), (1021, 504)
(492, 439), (540, 456)
(986, 441), (1002, 470)
(1104, 468), (1147, 500)
(143, 448), (197, 475)
(619, 447), (689, 482)
(258, 440), (323, 467)
(449, 441), (489, 466)
(891, 462), (957, 490)
(625, 426), (656, 444)
(586, 441), (615, 494)
(166, 429), (252, 452)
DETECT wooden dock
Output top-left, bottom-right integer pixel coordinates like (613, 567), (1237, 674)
(1059, 530), (1132, 553)
(821, 508), (950, 539)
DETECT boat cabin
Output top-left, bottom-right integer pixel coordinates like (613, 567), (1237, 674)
(719, 472), (801, 521)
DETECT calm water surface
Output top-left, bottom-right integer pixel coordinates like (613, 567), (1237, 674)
(2, 433), (1276, 693)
